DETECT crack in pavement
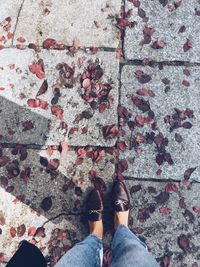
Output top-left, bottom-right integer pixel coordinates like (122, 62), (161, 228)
(11, 0), (26, 46)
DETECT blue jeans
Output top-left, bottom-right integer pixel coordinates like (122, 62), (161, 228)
(55, 225), (160, 267)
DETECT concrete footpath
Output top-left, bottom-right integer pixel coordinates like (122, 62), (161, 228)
(0, 0), (200, 266)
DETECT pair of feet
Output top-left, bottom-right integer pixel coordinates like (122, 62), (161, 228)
(87, 180), (130, 239)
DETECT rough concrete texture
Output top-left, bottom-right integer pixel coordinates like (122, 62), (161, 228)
(1, 179), (200, 266)
(0, 0), (23, 47)
(126, 180), (200, 266)
(0, 188), (86, 266)
(1, 0), (200, 266)
(124, 0), (200, 62)
(0, 146), (116, 220)
(119, 64), (200, 181)
(13, 0), (121, 48)
(0, 48), (119, 146)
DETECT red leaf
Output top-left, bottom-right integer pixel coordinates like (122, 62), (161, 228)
(38, 99), (48, 110)
(27, 99), (39, 108)
(117, 141), (127, 152)
(165, 183), (178, 192)
(28, 226), (37, 236)
(75, 157), (84, 165)
(192, 206), (200, 214)
(177, 234), (190, 251)
(135, 114), (151, 126)
(159, 207), (169, 215)
(22, 120), (34, 131)
(182, 121), (192, 129)
(20, 167), (31, 184)
(17, 37), (26, 43)
(17, 224), (26, 237)
(136, 88), (155, 97)
(130, 184), (142, 193)
(35, 227), (46, 237)
(47, 159), (60, 170)
(51, 106), (64, 120)
(161, 255), (171, 267)
(182, 80), (190, 87)
(82, 78), (91, 90)
(0, 253), (5, 263)
(116, 18), (130, 28)
(43, 38), (57, 49)
(183, 39), (192, 52)
(151, 40), (166, 49)
(10, 227), (16, 237)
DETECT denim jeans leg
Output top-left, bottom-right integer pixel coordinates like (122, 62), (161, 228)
(55, 234), (103, 267)
(110, 225), (160, 267)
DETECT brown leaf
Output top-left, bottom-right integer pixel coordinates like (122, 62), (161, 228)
(40, 197), (52, 212)
(0, 156), (10, 167)
(177, 234), (190, 251)
(17, 224), (26, 237)
(159, 0), (168, 7)
(183, 39), (192, 52)
(36, 80), (48, 97)
(136, 88), (155, 97)
(182, 121), (192, 129)
(184, 167), (197, 180)
(0, 211), (5, 225)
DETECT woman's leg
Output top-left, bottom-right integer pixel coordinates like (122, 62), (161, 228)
(55, 188), (104, 267)
(55, 234), (103, 267)
(110, 225), (160, 267)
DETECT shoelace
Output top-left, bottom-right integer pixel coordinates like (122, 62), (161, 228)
(115, 200), (128, 205)
(89, 209), (102, 215)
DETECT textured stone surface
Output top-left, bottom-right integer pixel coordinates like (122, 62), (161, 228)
(126, 180), (200, 267)
(124, 0), (200, 62)
(0, 0), (23, 47)
(13, 0), (121, 48)
(0, 188), (86, 265)
(0, 146), (116, 220)
(119, 65), (200, 181)
(0, 48), (119, 146)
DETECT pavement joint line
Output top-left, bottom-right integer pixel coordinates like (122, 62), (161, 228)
(120, 59), (200, 66)
(125, 176), (200, 183)
(11, 0), (25, 46)
(42, 212), (84, 227)
(1, 46), (117, 52)
(0, 142), (118, 149)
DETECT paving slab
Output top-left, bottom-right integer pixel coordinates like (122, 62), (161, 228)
(13, 0), (121, 48)
(124, 0), (200, 62)
(0, 48), (119, 146)
(1, 178), (199, 266)
(0, 189), (86, 265)
(126, 180), (200, 267)
(119, 64), (200, 181)
(0, 146), (116, 221)
(0, 0), (23, 47)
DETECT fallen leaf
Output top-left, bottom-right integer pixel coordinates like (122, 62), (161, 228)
(184, 167), (197, 180)
(17, 224), (26, 237)
(177, 234), (190, 251)
(40, 197), (52, 212)
(183, 39), (192, 52)
(36, 80), (48, 97)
